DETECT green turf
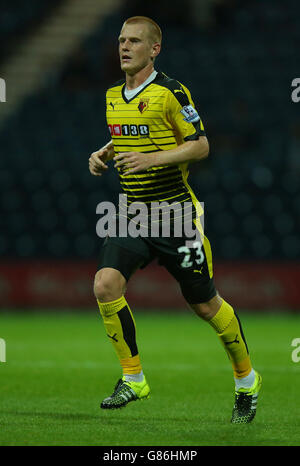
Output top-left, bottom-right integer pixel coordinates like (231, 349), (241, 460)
(0, 310), (300, 446)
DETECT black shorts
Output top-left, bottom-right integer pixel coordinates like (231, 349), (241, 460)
(98, 229), (217, 305)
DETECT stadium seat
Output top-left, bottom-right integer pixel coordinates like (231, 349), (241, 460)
(0, 1), (298, 261)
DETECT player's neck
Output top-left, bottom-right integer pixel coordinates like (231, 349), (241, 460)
(125, 64), (155, 90)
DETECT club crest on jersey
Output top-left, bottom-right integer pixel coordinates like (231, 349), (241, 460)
(138, 98), (149, 113)
(180, 104), (200, 123)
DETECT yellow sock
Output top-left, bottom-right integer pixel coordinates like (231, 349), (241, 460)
(97, 296), (142, 375)
(208, 299), (252, 379)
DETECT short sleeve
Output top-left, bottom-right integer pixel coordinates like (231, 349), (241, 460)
(166, 83), (206, 141)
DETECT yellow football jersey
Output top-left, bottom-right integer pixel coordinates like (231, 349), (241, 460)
(106, 71), (205, 207)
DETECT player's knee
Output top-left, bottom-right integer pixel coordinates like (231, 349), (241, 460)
(196, 302), (215, 320)
(93, 268), (125, 302)
(190, 294), (223, 320)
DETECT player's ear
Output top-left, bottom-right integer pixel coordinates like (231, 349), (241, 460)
(151, 42), (161, 59)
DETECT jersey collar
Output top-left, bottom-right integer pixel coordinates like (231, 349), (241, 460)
(121, 70), (163, 103)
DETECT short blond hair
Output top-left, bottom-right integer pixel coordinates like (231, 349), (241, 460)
(123, 16), (162, 45)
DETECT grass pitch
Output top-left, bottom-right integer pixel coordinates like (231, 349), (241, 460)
(0, 310), (300, 446)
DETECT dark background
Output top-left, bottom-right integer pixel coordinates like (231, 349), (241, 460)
(0, 0), (299, 309)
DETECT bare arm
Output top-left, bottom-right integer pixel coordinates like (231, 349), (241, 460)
(89, 140), (115, 176)
(114, 136), (209, 174)
(152, 136), (209, 166)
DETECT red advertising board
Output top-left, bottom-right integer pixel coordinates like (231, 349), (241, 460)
(0, 261), (299, 311)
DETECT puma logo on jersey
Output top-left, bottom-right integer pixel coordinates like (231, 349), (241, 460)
(174, 89), (185, 94)
(109, 102), (115, 110)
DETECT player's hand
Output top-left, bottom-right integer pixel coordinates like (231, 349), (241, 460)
(114, 152), (155, 174)
(89, 148), (109, 176)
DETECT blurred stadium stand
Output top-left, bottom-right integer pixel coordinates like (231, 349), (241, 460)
(0, 0), (299, 309)
(0, 0), (63, 64)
